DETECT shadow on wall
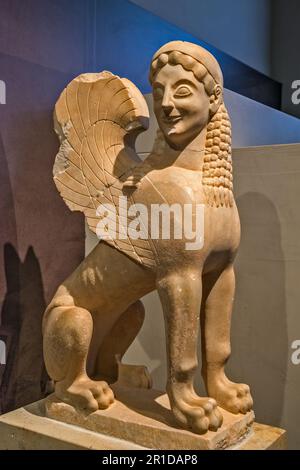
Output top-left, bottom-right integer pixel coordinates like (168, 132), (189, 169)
(0, 132), (17, 320)
(0, 53), (85, 413)
(0, 244), (47, 414)
(228, 192), (287, 428)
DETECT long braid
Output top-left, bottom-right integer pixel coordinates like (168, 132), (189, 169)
(203, 104), (233, 207)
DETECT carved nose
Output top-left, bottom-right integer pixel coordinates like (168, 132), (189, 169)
(161, 95), (174, 116)
(162, 104), (174, 117)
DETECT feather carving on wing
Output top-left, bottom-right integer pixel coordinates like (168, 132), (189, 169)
(53, 71), (156, 268)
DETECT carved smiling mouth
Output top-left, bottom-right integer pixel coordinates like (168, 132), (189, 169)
(162, 115), (182, 125)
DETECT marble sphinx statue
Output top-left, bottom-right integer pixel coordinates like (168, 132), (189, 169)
(43, 41), (253, 436)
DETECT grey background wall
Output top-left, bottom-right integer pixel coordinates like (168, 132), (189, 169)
(271, 0), (300, 118)
(230, 143), (300, 449)
(131, 0), (300, 118)
(131, 0), (272, 75)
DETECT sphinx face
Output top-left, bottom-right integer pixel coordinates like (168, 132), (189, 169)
(152, 63), (210, 150)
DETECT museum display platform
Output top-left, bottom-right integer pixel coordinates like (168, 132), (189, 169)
(0, 387), (287, 450)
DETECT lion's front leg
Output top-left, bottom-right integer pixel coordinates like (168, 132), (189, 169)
(157, 269), (223, 434)
(201, 264), (253, 414)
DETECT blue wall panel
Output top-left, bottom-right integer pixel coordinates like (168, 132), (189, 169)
(92, 0), (280, 109)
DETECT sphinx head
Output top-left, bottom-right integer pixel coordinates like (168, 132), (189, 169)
(149, 41), (224, 150)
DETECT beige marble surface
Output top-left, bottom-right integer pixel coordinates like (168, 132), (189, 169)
(0, 396), (286, 450)
(46, 386), (254, 450)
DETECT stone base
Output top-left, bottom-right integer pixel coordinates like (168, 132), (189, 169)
(45, 386), (254, 450)
(0, 400), (143, 450)
(0, 386), (287, 450)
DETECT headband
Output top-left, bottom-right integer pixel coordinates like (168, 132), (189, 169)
(151, 40), (223, 87)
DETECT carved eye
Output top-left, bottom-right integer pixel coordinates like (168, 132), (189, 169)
(174, 85), (192, 98)
(153, 87), (164, 100)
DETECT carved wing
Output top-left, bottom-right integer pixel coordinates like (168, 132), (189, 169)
(53, 71), (156, 268)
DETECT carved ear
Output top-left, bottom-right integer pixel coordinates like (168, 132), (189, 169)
(209, 84), (223, 116)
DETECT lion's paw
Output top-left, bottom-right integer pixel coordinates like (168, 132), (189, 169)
(55, 376), (114, 413)
(168, 385), (223, 434)
(208, 375), (253, 414)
